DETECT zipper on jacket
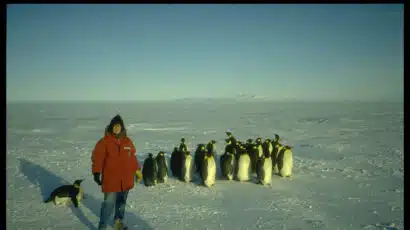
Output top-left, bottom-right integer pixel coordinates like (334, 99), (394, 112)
(117, 139), (121, 156)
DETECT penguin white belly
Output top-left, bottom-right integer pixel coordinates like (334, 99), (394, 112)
(268, 143), (273, 155)
(182, 155), (193, 182)
(237, 155), (251, 182)
(261, 158), (272, 185)
(54, 196), (71, 206)
(204, 157), (216, 187)
(258, 146), (263, 158)
(280, 150), (293, 177)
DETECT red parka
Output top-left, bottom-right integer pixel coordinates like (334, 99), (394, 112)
(91, 132), (140, 193)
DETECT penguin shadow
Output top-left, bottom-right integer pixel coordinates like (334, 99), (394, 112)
(19, 158), (96, 230)
(19, 158), (153, 230)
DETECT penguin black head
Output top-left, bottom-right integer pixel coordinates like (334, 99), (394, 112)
(158, 151), (165, 156)
(284, 145), (292, 150)
(211, 140), (216, 144)
(246, 139), (253, 144)
(274, 134), (280, 141)
(148, 153), (153, 158)
(73, 179), (84, 186)
(225, 139), (231, 144)
(181, 138), (185, 143)
(256, 137), (262, 144)
(226, 132), (232, 137)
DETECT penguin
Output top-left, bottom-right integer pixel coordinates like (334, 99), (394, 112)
(277, 145), (293, 177)
(206, 140), (217, 159)
(247, 141), (259, 174)
(200, 148), (217, 187)
(179, 138), (188, 152)
(181, 151), (193, 182)
(224, 139), (235, 158)
(262, 139), (273, 157)
(194, 144), (207, 176)
(257, 146), (273, 185)
(44, 179), (84, 208)
(272, 142), (284, 174)
(255, 137), (263, 158)
(226, 131), (237, 147)
(220, 148), (236, 180)
(155, 151), (168, 183)
(170, 147), (183, 178)
(236, 144), (251, 182)
(142, 153), (158, 187)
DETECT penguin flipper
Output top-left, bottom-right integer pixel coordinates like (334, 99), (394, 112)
(70, 195), (79, 208)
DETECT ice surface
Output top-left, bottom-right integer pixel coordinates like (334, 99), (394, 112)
(7, 101), (403, 229)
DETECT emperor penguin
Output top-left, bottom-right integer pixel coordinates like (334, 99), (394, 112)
(247, 140), (259, 174)
(226, 131), (237, 147)
(220, 148), (236, 181)
(44, 179), (84, 208)
(142, 153), (158, 187)
(271, 134), (282, 173)
(170, 147), (183, 178)
(206, 140), (217, 159)
(277, 145), (293, 177)
(257, 146), (273, 185)
(262, 139), (273, 157)
(273, 142), (284, 174)
(194, 144), (207, 176)
(155, 151), (168, 183)
(179, 137), (188, 152)
(181, 151), (193, 182)
(224, 139), (235, 158)
(255, 137), (263, 158)
(200, 148), (217, 187)
(236, 144), (251, 182)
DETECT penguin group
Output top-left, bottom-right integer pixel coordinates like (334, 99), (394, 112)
(220, 132), (293, 186)
(141, 151), (169, 187)
(140, 132), (293, 188)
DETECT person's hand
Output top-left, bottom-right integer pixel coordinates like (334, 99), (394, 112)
(93, 173), (102, 186)
(135, 170), (142, 183)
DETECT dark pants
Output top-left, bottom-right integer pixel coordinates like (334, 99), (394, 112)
(98, 190), (129, 230)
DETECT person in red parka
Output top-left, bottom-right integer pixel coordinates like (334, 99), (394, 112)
(91, 114), (142, 230)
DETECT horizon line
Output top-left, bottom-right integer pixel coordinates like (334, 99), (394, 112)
(6, 98), (403, 104)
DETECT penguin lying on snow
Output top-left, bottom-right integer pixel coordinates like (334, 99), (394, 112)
(44, 179), (84, 208)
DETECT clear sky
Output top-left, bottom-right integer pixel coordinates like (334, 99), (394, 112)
(7, 4), (403, 102)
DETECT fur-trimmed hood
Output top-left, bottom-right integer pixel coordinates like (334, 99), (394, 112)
(105, 114), (127, 138)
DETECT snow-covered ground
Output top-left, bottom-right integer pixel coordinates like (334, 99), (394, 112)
(6, 101), (403, 230)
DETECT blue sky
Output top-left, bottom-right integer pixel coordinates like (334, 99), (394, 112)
(7, 4), (403, 102)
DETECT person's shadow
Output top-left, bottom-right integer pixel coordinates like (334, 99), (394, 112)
(19, 158), (153, 230)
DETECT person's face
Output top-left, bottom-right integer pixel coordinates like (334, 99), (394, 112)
(113, 123), (122, 135)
